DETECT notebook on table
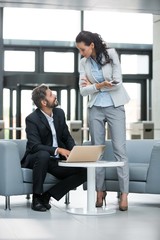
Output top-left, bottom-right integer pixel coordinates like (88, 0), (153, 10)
(64, 145), (105, 163)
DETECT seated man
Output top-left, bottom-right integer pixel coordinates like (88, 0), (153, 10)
(21, 84), (87, 212)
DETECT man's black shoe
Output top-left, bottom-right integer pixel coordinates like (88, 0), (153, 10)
(41, 192), (51, 210)
(31, 197), (47, 212)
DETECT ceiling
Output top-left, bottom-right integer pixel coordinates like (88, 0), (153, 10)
(0, 0), (160, 15)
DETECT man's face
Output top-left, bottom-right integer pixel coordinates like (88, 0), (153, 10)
(44, 89), (58, 109)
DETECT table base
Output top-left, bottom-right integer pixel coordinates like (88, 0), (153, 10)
(66, 207), (116, 216)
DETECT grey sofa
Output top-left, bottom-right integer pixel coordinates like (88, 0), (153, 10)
(83, 139), (160, 194)
(1, 139), (160, 210)
(0, 139), (69, 210)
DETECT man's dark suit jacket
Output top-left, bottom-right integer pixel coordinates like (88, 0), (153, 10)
(21, 107), (75, 167)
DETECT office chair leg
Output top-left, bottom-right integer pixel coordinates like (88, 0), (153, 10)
(64, 192), (70, 205)
(5, 196), (11, 210)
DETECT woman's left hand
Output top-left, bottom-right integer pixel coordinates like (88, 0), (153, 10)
(80, 77), (91, 87)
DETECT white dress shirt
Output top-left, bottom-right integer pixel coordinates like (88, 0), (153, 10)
(41, 110), (59, 156)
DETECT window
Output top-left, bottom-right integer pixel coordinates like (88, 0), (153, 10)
(3, 89), (10, 138)
(21, 90), (33, 138)
(121, 54), (149, 74)
(70, 89), (76, 120)
(4, 51), (35, 72)
(44, 52), (74, 72)
(84, 11), (153, 44)
(3, 8), (80, 41)
(124, 83), (141, 139)
(61, 90), (67, 114)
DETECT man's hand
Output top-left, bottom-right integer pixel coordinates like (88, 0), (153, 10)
(57, 148), (71, 159)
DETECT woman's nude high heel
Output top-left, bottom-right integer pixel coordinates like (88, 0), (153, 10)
(96, 191), (107, 208)
(119, 193), (128, 211)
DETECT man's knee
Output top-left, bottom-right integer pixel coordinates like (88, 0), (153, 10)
(35, 151), (50, 166)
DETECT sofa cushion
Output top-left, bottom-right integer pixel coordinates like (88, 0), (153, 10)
(22, 168), (59, 184)
(105, 163), (149, 181)
(129, 163), (149, 181)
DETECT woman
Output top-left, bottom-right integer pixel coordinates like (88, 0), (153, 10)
(75, 30), (130, 211)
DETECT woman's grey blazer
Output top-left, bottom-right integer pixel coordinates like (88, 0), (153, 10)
(79, 48), (130, 108)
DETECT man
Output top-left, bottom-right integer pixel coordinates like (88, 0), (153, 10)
(21, 84), (87, 212)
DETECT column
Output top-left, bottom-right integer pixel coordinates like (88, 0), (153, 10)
(0, 8), (3, 119)
(152, 16), (160, 139)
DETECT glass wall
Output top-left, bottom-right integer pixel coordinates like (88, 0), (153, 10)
(2, 7), (153, 139)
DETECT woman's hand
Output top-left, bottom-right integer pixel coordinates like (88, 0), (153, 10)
(80, 77), (114, 89)
(96, 80), (113, 90)
(80, 77), (92, 87)
(103, 80), (113, 88)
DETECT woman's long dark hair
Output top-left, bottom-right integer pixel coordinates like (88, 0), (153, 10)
(75, 30), (111, 66)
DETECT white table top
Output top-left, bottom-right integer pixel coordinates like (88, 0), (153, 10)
(58, 161), (124, 168)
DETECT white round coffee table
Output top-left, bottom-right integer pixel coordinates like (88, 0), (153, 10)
(58, 161), (124, 216)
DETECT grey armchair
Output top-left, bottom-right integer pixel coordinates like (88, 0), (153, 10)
(0, 139), (69, 210)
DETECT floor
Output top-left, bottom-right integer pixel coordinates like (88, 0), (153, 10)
(0, 187), (160, 240)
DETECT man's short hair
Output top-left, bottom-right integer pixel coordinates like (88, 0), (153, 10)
(32, 84), (49, 108)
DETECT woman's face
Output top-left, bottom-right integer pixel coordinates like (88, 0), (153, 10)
(76, 41), (95, 58)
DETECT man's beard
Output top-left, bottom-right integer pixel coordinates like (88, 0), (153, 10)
(46, 99), (59, 109)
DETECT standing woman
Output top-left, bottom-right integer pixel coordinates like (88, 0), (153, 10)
(75, 30), (130, 211)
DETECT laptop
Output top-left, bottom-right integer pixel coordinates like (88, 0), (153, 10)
(64, 145), (105, 163)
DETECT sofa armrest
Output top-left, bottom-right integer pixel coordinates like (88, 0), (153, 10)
(146, 142), (160, 193)
(0, 141), (24, 196)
